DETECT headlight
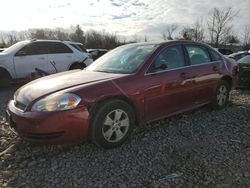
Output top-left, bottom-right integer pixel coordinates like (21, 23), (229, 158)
(31, 93), (81, 112)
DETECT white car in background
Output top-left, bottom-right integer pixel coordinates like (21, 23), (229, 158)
(0, 48), (5, 52)
(0, 39), (93, 87)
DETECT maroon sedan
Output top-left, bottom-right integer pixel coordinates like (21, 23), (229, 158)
(6, 41), (237, 148)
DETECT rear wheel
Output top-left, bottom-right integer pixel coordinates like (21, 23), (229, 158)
(90, 100), (135, 149)
(211, 80), (230, 109)
(69, 63), (86, 70)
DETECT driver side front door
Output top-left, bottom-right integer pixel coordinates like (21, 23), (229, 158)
(143, 45), (196, 121)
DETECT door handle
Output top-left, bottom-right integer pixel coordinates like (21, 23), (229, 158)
(180, 72), (188, 79)
(39, 57), (45, 60)
(212, 66), (218, 71)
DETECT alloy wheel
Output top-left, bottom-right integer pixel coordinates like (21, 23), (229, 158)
(217, 85), (228, 106)
(102, 109), (130, 143)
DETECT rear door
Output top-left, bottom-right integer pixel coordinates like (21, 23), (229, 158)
(143, 45), (196, 121)
(183, 44), (222, 104)
(13, 42), (48, 79)
(47, 42), (74, 73)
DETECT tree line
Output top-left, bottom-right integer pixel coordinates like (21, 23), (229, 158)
(0, 25), (123, 49)
(162, 7), (250, 50)
(0, 7), (250, 50)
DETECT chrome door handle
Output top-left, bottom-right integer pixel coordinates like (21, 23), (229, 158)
(180, 72), (188, 79)
(213, 66), (218, 71)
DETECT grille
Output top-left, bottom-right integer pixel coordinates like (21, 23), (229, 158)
(25, 132), (64, 140)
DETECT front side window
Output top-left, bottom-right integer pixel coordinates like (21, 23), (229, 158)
(86, 44), (157, 74)
(16, 42), (48, 56)
(148, 45), (185, 73)
(185, 45), (211, 65)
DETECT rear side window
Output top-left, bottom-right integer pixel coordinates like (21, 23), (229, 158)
(17, 42), (48, 55)
(185, 45), (211, 65)
(209, 49), (222, 61)
(90, 50), (98, 56)
(48, 42), (73, 54)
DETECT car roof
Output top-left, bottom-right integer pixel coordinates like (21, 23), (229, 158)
(87, 49), (108, 51)
(120, 40), (212, 48)
(63, 41), (84, 45)
(29, 39), (65, 43)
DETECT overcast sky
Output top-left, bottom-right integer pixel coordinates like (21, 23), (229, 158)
(1, 0), (249, 40)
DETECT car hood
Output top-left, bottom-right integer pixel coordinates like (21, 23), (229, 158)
(15, 70), (126, 106)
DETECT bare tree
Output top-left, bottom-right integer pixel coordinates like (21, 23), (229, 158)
(161, 24), (178, 40)
(167, 24), (178, 40)
(208, 7), (238, 47)
(85, 30), (121, 49)
(243, 25), (250, 45)
(70, 25), (86, 44)
(193, 19), (205, 41)
(0, 37), (6, 48)
(161, 32), (167, 40)
(54, 29), (70, 41)
(180, 19), (205, 41)
(6, 34), (18, 46)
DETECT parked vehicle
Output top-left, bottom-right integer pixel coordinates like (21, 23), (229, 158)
(215, 48), (234, 55)
(0, 39), (93, 87)
(6, 41), (237, 148)
(236, 55), (250, 88)
(228, 50), (250, 61)
(87, 49), (108, 60)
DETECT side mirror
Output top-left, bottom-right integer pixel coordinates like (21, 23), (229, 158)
(155, 62), (167, 70)
(16, 51), (27, 56)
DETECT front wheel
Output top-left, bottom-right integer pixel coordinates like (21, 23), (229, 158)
(90, 100), (135, 149)
(210, 80), (230, 109)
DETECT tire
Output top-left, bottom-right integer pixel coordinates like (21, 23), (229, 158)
(69, 63), (85, 70)
(210, 80), (230, 109)
(0, 75), (12, 88)
(90, 100), (135, 149)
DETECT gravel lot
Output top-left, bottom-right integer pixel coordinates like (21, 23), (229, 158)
(0, 86), (250, 188)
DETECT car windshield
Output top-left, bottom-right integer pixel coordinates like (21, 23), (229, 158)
(86, 44), (157, 74)
(3, 40), (29, 53)
(238, 55), (250, 64)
